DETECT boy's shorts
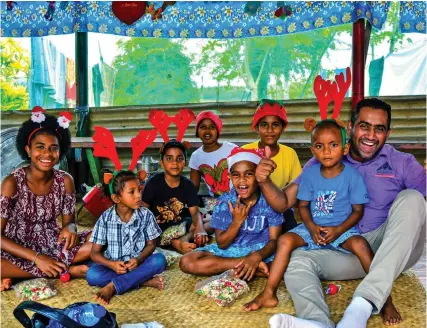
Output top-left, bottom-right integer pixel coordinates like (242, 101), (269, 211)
(289, 223), (361, 254)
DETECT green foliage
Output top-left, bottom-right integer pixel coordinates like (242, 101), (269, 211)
(0, 38), (30, 110)
(113, 38), (199, 105)
(1, 82), (29, 111)
(370, 2), (410, 58)
(195, 24), (350, 101)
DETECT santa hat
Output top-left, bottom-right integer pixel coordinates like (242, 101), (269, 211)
(227, 147), (262, 169)
(195, 111), (223, 134)
(57, 112), (73, 129)
(252, 99), (288, 130)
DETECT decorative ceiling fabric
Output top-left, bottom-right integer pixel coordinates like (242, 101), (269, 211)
(399, 1), (426, 34)
(0, 1), (424, 39)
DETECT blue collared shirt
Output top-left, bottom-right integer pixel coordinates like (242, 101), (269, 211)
(90, 206), (161, 261)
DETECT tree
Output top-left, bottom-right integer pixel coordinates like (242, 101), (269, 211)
(1, 38), (30, 111)
(195, 24), (349, 101)
(113, 38), (199, 106)
(369, 2), (411, 60)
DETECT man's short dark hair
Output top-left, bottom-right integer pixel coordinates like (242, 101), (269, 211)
(351, 98), (392, 130)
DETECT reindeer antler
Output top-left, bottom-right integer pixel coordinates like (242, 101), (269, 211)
(149, 110), (172, 142)
(171, 109), (196, 141)
(331, 67), (351, 120)
(128, 129), (157, 171)
(92, 126), (122, 171)
(313, 75), (334, 120)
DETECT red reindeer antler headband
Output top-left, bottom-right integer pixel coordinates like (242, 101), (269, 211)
(304, 67), (352, 133)
(92, 126), (157, 192)
(92, 108), (195, 191)
(149, 108), (195, 153)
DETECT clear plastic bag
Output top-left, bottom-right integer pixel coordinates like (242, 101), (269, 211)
(14, 278), (57, 302)
(155, 247), (182, 267)
(202, 197), (217, 213)
(195, 269), (250, 306)
(159, 221), (187, 246)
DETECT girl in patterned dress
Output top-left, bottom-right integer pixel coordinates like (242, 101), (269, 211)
(0, 108), (92, 291)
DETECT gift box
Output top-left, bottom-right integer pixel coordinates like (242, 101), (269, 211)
(81, 184), (113, 219)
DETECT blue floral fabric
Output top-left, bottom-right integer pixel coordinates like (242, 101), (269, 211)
(399, 1), (426, 34)
(0, 1), (404, 39)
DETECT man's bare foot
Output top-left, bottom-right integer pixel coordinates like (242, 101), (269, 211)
(1, 278), (12, 291)
(69, 264), (89, 278)
(381, 296), (402, 326)
(95, 282), (116, 305)
(255, 261), (269, 277)
(142, 276), (165, 290)
(243, 289), (279, 312)
(172, 239), (197, 254)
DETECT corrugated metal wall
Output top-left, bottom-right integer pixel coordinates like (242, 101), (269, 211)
(2, 96), (426, 170)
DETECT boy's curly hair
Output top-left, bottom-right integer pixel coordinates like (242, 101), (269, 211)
(102, 169), (139, 198)
(16, 114), (71, 160)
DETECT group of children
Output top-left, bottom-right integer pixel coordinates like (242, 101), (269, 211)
(1, 101), (378, 317)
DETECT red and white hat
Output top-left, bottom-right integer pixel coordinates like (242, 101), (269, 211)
(30, 106), (46, 124)
(227, 147), (263, 169)
(57, 112), (73, 129)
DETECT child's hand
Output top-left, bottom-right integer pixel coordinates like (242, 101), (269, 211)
(194, 225), (209, 246)
(125, 258), (139, 271)
(321, 226), (344, 244)
(255, 146), (277, 183)
(58, 224), (79, 251)
(35, 254), (67, 278)
(233, 253), (262, 281)
(228, 196), (253, 225)
(307, 223), (327, 246)
(109, 261), (127, 274)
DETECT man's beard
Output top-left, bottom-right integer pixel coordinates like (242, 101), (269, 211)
(349, 138), (382, 162)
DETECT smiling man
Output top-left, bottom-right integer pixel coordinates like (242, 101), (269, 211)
(254, 98), (426, 328)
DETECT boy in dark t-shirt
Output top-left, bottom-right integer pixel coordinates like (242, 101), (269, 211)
(142, 139), (209, 254)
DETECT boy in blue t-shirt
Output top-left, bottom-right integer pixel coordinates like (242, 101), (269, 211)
(179, 147), (283, 281)
(244, 120), (375, 312)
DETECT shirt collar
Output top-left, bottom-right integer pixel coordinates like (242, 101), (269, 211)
(112, 206), (139, 225)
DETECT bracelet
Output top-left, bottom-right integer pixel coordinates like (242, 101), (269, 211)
(32, 252), (41, 266)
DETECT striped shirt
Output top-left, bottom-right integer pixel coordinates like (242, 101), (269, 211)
(90, 206), (161, 261)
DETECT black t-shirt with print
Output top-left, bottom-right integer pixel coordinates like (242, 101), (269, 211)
(142, 172), (199, 230)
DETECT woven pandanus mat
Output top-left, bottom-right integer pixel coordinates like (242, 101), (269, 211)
(1, 264), (425, 328)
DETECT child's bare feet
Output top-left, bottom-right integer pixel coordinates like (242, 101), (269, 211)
(243, 289), (279, 312)
(69, 264), (89, 278)
(172, 239), (197, 254)
(95, 282), (116, 305)
(381, 296), (402, 326)
(1, 278), (12, 291)
(142, 276), (165, 290)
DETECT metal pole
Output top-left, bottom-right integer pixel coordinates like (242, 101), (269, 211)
(352, 19), (365, 111)
(75, 32), (89, 137)
(74, 32), (89, 188)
